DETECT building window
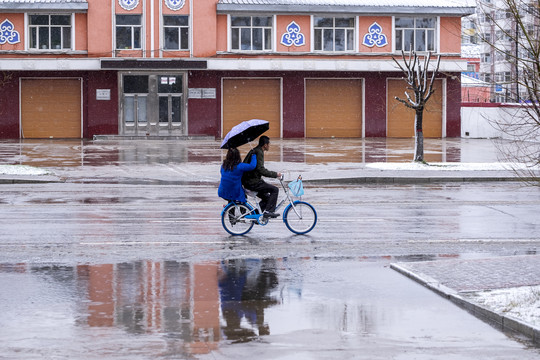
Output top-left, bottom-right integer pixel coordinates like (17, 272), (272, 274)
(116, 15), (142, 50)
(163, 15), (189, 50)
(230, 16), (272, 51)
(395, 17), (436, 52)
(313, 17), (355, 52)
(29, 14), (71, 50)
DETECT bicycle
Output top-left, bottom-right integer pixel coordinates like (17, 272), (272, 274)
(221, 175), (317, 236)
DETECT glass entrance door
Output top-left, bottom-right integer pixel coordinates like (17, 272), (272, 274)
(120, 73), (185, 136)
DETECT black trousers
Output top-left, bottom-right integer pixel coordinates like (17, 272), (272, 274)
(246, 180), (278, 213)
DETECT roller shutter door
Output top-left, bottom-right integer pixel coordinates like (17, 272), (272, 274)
(222, 79), (281, 141)
(21, 79), (82, 139)
(387, 79), (443, 138)
(305, 79), (363, 138)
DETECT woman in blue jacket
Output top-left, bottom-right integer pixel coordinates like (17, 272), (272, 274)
(218, 147), (257, 203)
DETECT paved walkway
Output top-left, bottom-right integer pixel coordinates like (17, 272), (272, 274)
(394, 256), (540, 292)
(392, 256), (540, 345)
(0, 137), (527, 184)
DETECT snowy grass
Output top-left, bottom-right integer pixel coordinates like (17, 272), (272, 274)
(468, 286), (540, 327)
(0, 165), (51, 176)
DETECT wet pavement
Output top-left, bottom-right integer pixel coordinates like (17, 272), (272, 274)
(1, 258), (539, 359)
(392, 255), (540, 346)
(0, 137), (520, 184)
(1, 137), (540, 357)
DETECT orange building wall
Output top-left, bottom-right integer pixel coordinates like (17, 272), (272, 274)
(216, 14), (227, 52)
(87, 0), (113, 57)
(193, 0), (218, 57)
(2, 7), (465, 59)
(358, 16), (392, 53)
(439, 17), (462, 53)
(75, 13), (88, 51)
(145, 0), (155, 58)
(0, 14), (24, 51)
(276, 15), (310, 52)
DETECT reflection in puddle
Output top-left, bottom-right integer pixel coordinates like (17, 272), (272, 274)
(219, 259), (278, 343)
(2, 255), (532, 358)
(0, 259), (285, 357)
(0, 138), (489, 168)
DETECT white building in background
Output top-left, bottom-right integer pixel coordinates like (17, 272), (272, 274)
(475, 0), (537, 103)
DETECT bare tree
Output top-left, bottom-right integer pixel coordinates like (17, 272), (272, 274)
(475, 0), (540, 184)
(392, 50), (441, 162)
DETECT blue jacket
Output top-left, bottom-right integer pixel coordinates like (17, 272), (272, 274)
(218, 154), (257, 202)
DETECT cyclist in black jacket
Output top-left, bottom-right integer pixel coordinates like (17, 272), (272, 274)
(242, 136), (282, 219)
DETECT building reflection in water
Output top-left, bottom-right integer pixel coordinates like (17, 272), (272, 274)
(74, 259), (279, 355)
(2, 255), (477, 357)
(1, 138), (465, 168)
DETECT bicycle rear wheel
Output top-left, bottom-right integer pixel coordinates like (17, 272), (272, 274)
(221, 203), (254, 235)
(283, 201), (317, 234)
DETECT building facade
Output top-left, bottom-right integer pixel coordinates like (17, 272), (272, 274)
(0, 0), (474, 139)
(475, 0), (537, 103)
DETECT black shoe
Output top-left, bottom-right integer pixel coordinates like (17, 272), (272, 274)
(263, 211), (280, 219)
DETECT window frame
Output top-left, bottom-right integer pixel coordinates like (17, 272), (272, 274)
(27, 13), (73, 51)
(394, 16), (437, 53)
(163, 15), (189, 51)
(312, 16), (356, 53)
(116, 14), (142, 50)
(229, 15), (273, 52)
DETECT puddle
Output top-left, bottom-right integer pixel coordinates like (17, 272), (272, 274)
(0, 138), (504, 168)
(1, 257), (539, 359)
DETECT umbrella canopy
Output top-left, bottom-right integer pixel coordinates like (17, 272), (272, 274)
(220, 119), (270, 149)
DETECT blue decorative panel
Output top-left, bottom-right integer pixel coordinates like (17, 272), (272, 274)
(281, 21), (305, 47)
(0, 19), (20, 45)
(362, 22), (388, 48)
(119, 0), (139, 11)
(164, 0), (185, 11)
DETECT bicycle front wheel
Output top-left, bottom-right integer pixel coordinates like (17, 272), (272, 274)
(283, 201), (317, 234)
(221, 203), (254, 236)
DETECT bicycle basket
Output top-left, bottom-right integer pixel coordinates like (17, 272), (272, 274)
(288, 178), (304, 197)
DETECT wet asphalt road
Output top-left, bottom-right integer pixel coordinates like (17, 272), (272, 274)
(0, 181), (539, 260)
(1, 181), (540, 358)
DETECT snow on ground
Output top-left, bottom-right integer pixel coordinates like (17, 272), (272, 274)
(0, 162), (530, 177)
(366, 162), (533, 171)
(0, 165), (50, 176)
(466, 286), (540, 328)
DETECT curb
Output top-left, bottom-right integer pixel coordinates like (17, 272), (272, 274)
(0, 175), (523, 185)
(390, 263), (540, 345)
(304, 176), (520, 185)
(0, 176), (65, 184)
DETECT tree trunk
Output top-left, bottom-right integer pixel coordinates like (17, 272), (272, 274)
(414, 110), (424, 162)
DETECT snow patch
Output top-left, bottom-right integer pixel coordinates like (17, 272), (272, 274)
(366, 162), (525, 171)
(467, 286), (540, 327)
(0, 165), (50, 176)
